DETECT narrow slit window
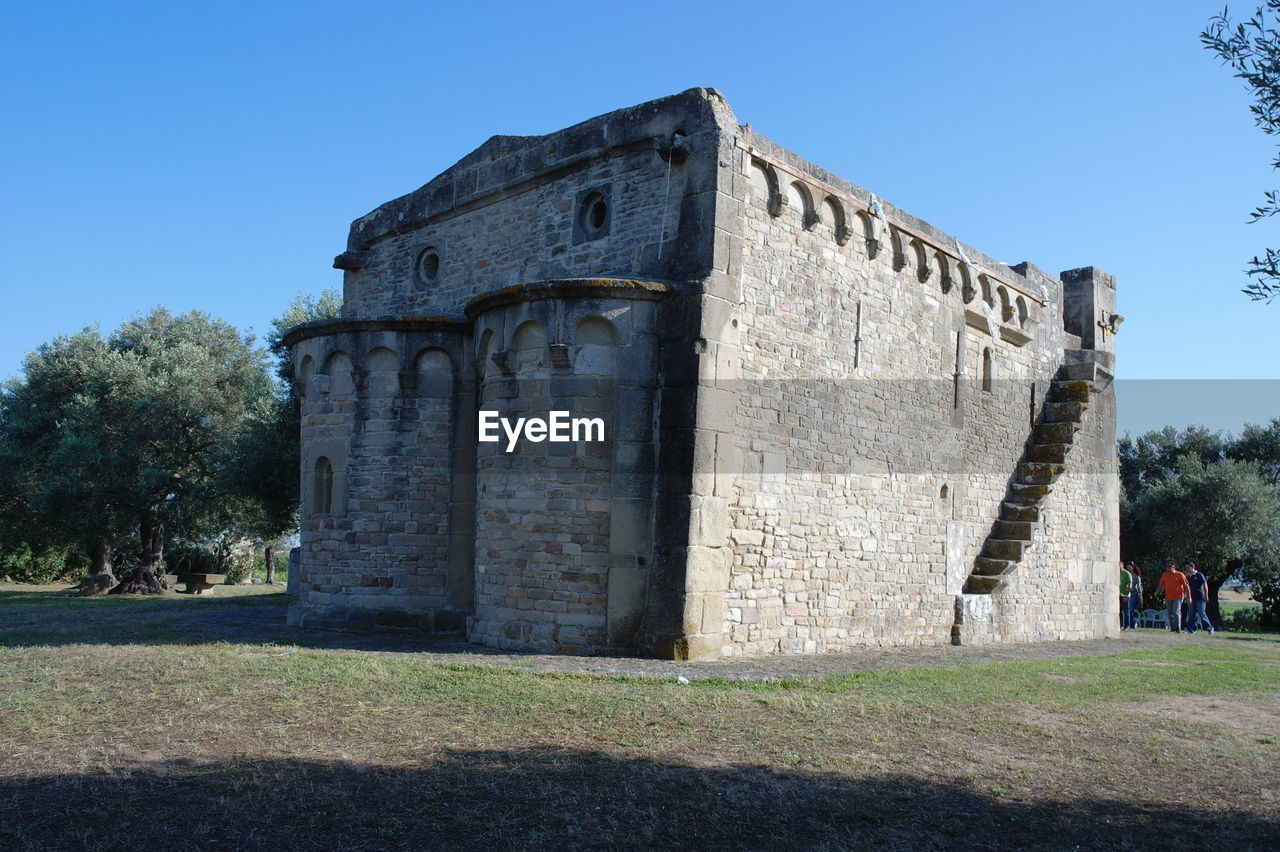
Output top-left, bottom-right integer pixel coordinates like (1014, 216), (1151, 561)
(313, 456), (334, 514)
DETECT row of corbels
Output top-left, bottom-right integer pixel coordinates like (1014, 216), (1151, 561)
(750, 156), (1039, 333)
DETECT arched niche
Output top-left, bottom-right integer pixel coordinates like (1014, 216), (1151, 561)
(1015, 295), (1030, 329)
(786, 181), (814, 230)
(415, 348), (453, 398)
(476, 328), (498, 379)
(312, 456), (334, 514)
(911, 239), (931, 284)
(297, 354), (315, 400)
(574, 316), (617, 376)
(511, 320), (547, 376)
(890, 227), (910, 272)
(819, 197), (844, 244)
(959, 263), (975, 303)
(934, 251), (954, 294)
(855, 210), (881, 259)
(365, 347), (400, 398)
(979, 274), (995, 309)
(323, 351), (355, 396)
(996, 286), (1013, 323)
(749, 159), (776, 213)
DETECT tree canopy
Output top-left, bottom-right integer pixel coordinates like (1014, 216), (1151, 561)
(1118, 425), (1226, 502)
(1121, 421), (1280, 625)
(0, 309), (275, 590)
(1203, 2), (1280, 302)
(0, 294), (344, 590)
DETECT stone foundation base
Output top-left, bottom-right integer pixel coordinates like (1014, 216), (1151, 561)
(287, 603), (468, 634)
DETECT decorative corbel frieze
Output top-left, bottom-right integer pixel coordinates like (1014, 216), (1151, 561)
(490, 350), (514, 376)
(835, 221), (853, 246)
(333, 250), (368, 271)
(547, 343), (572, 369)
(937, 251), (955, 294)
(891, 227), (909, 272)
(913, 239), (931, 284)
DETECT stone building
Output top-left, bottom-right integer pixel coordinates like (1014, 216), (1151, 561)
(284, 88), (1120, 659)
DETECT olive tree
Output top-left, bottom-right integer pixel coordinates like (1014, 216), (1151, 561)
(0, 309), (274, 592)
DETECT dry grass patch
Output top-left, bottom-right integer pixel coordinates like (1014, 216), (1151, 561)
(1, 585), (1278, 850)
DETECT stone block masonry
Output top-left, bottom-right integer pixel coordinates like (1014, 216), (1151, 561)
(285, 88), (1119, 659)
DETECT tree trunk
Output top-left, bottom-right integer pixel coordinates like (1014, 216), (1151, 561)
(140, 510), (165, 573)
(113, 510), (168, 594)
(265, 544), (276, 585)
(89, 538), (113, 575)
(1207, 575), (1227, 628)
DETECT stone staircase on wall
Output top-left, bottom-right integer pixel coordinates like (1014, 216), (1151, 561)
(951, 358), (1102, 644)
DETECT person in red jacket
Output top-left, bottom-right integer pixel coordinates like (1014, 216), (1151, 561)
(1157, 562), (1190, 634)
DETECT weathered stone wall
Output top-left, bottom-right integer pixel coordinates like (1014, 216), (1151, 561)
(287, 321), (474, 632)
(466, 283), (665, 653)
(334, 89), (733, 320)
(712, 130), (1119, 655)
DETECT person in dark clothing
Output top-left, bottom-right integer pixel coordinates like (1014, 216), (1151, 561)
(1126, 562), (1143, 630)
(1120, 563), (1133, 629)
(1184, 562), (1215, 634)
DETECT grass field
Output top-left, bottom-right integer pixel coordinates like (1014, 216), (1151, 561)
(1, 584), (1278, 850)
(1220, 600), (1262, 616)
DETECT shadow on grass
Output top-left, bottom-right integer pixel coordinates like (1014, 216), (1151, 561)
(1, 746), (1274, 851)
(0, 588), (497, 656)
(0, 588), (288, 609)
(0, 588), (293, 648)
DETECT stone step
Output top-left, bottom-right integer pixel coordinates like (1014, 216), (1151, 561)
(993, 519), (1033, 541)
(963, 576), (1003, 594)
(1059, 361), (1098, 383)
(1025, 443), (1069, 463)
(1009, 482), (1052, 504)
(1048, 379), (1092, 403)
(1043, 401), (1088, 423)
(1032, 422), (1077, 444)
(1000, 502), (1040, 522)
(974, 556), (1018, 576)
(1017, 462), (1066, 485)
(983, 538), (1027, 560)
(960, 358), (1096, 608)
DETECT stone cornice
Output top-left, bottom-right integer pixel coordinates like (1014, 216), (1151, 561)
(282, 316), (469, 348)
(464, 278), (673, 319)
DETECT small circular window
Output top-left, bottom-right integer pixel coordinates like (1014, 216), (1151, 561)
(580, 192), (608, 236)
(415, 247), (440, 288)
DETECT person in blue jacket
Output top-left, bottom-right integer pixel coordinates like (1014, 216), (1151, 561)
(1184, 562), (1215, 634)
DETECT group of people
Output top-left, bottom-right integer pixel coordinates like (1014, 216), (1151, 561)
(1119, 561), (1216, 634)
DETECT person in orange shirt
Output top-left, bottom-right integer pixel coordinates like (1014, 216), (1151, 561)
(1157, 561), (1190, 634)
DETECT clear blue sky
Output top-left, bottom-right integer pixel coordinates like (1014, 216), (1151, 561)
(1, 0), (1277, 436)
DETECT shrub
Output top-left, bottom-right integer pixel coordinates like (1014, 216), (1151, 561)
(221, 557), (252, 585)
(1223, 606), (1265, 633)
(164, 539), (254, 584)
(164, 544), (221, 575)
(0, 543), (84, 583)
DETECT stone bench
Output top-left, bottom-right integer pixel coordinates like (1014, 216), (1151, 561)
(175, 573), (226, 595)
